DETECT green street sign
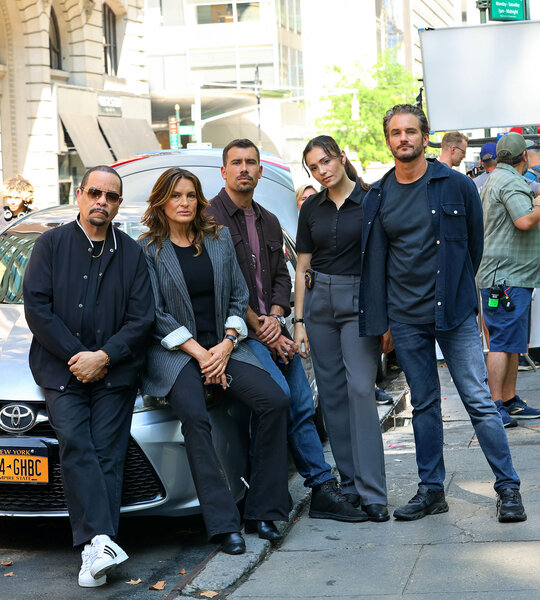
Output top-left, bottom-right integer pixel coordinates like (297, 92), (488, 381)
(490, 0), (526, 21)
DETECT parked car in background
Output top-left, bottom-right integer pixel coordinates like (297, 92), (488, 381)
(0, 150), (320, 518)
(113, 148), (299, 237)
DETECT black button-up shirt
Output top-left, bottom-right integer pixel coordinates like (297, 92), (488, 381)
(296, 179), (367, 275)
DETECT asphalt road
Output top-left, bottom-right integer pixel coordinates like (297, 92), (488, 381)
(0, 513), (216, 600)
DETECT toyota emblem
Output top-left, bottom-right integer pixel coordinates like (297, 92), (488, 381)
(0, 403), (37, 433)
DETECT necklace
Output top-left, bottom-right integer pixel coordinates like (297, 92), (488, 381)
(91, 240), (105, 258)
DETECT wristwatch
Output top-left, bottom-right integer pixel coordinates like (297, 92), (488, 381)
(224, 334), (239, 350)
(270, 314), (286, 327)
(293, 318), (304, 324)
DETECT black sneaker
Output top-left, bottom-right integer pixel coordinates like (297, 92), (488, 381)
(375, 386), (394, 405)
(497, 488), (527, 522)
(393, 486), (449, 521)
(309, 480), (368, 522)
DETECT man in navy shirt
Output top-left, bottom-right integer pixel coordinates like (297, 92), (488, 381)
(359, 104), (524, 523)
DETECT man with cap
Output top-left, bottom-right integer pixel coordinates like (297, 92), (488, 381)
(474, 142), (498, 195)
(477, 132), (540, 427)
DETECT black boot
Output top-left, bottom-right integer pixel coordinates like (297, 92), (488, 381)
(309, 479), (368, 522)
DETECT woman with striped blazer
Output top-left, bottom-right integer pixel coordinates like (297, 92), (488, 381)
(139, 168), (289, 555)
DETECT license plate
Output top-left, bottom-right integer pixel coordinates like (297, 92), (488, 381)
(0, 447), (49, 483)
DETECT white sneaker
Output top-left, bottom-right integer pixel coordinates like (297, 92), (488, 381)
(78, 544), (106, 588)
(89, 534), (128, 579)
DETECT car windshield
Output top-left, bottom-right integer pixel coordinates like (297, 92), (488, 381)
(0, 216), (145, 304)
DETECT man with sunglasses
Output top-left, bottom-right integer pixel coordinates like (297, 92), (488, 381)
(23, 166), (154, 588)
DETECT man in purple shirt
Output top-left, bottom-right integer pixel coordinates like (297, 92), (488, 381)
(207, 139), (366, 522)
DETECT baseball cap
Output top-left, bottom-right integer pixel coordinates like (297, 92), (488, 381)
(496, 132), (534, 160)
(480, 142), (497, 161)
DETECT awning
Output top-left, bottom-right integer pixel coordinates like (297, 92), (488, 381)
(98, 117), (160, 161)
(59, 114), (114, 167)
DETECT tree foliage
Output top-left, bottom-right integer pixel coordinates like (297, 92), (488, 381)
(315, 50), (419, 164)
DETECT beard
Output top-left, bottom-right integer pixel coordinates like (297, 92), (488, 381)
(88, 208), (109, 226)
(390, 141), (425, 163)
(234, 176), (256, 193)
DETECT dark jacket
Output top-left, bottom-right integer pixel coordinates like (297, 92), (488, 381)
(23, 219), (154, 391)
(139, 229), (261, 397)
(207, 188), (292, 329)
(359, 158), (484, 336)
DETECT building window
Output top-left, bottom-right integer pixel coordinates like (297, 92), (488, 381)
(196, 4), (233, 24)
(196, 2), (260, 25)
(237, 2), (259, 22)
(49, 8), (62, 70)
(103, 4), (118, 76)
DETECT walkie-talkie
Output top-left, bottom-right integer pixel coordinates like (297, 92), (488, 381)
(487, 261), (502, 309)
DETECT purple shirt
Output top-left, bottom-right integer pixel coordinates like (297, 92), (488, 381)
(243, 207), (267, 315)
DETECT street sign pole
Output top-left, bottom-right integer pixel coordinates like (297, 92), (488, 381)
(175, 104), (181, 149)
(476, 0), (489, 23)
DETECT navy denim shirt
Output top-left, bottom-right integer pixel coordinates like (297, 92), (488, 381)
(358, 159), (484, 336)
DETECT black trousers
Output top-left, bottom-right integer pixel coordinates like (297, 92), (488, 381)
(44, 380), (136, 547)
(169, 357), (289, 540)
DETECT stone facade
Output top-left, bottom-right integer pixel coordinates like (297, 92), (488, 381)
(0, 0), (153, 207)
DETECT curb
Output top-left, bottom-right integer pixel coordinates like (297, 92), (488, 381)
(179, 470), (311, 597)
(178, 374), (409, 597)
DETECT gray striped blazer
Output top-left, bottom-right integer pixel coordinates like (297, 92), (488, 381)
(139, 228), (261, 397)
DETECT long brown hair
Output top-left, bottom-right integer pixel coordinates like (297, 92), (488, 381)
(302, 135), (370, 192)
(140, 168), (220, 256)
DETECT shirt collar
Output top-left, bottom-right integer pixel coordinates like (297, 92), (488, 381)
(317, 178), (365, 206)
(217, 187), (262, 219)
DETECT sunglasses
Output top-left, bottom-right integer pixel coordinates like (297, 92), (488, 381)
(80, 187), (122, 204)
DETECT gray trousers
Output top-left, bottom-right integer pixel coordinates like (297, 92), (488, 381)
(304, 272), (387, 505)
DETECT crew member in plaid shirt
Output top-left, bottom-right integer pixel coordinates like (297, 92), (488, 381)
(478, 132), (540, 427)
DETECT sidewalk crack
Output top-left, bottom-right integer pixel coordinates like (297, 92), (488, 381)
(402, 543), (425, 595)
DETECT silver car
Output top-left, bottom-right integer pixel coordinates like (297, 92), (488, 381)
(0, 150), (319, 517)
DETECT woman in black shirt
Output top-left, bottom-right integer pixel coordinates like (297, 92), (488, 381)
(139, 168), (289, 554)
(294, 136), (389, 522)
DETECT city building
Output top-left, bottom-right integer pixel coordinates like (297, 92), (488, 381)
(0, 0), (157, 207)
(144, 0), (307, 178)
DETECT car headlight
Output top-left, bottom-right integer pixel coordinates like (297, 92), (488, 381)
(133, 393), (169, 413)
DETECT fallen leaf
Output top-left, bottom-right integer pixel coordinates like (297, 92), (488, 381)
(200, 592), (218, 598)
(178, 568), (186, 575)
(126, 578), (142, 585)
(1, 561), (13, 566)
(149, 580), (166, 590)
(4, 572), (14, 577)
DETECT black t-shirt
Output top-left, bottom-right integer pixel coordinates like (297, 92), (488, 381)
(81, 241), (104, 350)
(380, 164), (437, 324)
(296, 179), (366, 275)
(173, 243), (216, 335)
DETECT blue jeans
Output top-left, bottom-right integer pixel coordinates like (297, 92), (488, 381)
(245, 338), (334, 488)
(389, 313), (520, 493)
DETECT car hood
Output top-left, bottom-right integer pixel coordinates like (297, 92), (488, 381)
(0, 305), (44, 401)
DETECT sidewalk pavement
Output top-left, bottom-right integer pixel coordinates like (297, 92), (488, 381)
(178, 366), (540, 600)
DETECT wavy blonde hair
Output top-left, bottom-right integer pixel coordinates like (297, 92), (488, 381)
(140, 168), (220, 256)
(1, 175), (34, 206)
